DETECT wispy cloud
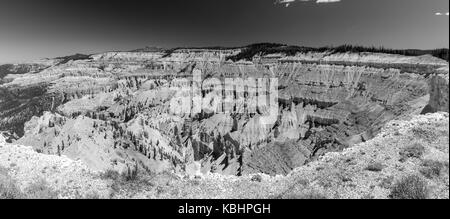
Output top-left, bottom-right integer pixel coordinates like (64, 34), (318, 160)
(435, 12), (449, 16)
(275, 0), (341, 7)
(316, 0), (341, 3)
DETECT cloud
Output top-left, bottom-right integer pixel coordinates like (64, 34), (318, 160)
(316, 0), (341, 3)
(275, 0), (341, 7)
(435, 12), (449, 16)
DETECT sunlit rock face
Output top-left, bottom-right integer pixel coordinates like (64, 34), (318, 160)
(1, 48), (448, 176)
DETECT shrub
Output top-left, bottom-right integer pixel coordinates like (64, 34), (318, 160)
(379, 176), (394, 189)
(1, 167), (60, 199)
(411, 127), (438, 143)
(283, 190), (328, 200)
(100, 165), (139, 182)
(399, 143), (425, 161)
(84, 191), (101, 199)
(251, 175), (263, 183)
(100, 169), (121, 181)
(189, 179), (201, 186)
(390, 175), (429, 199)
(0, 166), (8, 176)
(24, 178), (59, 199)
(420, 160), (445, 179)
(0, 175), (25, 199)
(365, 162), (384, 172)
(122, 165), (139, 182)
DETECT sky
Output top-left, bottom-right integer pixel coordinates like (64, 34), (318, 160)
(0, 0), (448, 63)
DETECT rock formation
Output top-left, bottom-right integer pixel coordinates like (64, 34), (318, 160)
(1, 46), (448, 178)
(423, 73), (449, 114)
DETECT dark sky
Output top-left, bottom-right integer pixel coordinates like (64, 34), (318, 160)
(0, 0), (448, 63)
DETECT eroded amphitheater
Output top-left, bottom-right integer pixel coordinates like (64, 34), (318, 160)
(1, 44), (449, 199)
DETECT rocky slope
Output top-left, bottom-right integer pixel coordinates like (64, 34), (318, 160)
(1, 112), (448, 199)
(145, 113), (449, 199)
(0, 136), (110, 199)
(1, 46), (448, 178)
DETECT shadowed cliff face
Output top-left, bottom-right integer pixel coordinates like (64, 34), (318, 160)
(423, 74), (449, 114)
(0, 63), (50, 82)
(1, 48), (448, 176)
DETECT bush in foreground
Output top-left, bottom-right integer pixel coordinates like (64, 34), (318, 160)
(365, 162), (384, 172)
(0, 176), (24, 199)
(277, 190), (328, 200)
(25, 178), (59, 199)
(399, 143), (425, 161)
(420, 160), (446, 179)
(100, 166), (139, 182)
(390, 175), (429, 199)
(1, 166), (59, 199)
(0, 166), (23, 199)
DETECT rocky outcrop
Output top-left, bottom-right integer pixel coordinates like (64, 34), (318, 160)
(423, 73), (449, 114)
(16, 112), (140, 174)
(242, 141), (311, 175)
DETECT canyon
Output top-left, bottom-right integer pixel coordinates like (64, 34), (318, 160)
(0, 44), (448, 180)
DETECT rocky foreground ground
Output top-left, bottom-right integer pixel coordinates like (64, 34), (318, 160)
(1, 112), (448, 199)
